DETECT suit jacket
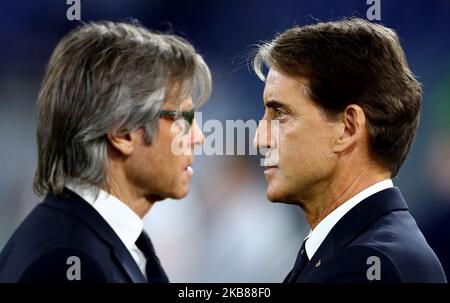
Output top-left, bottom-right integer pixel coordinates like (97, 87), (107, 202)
(284, 187), (447, 283)
(0, 189), (168, 283)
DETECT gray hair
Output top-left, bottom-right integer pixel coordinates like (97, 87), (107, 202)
(34, 21), (212, 196)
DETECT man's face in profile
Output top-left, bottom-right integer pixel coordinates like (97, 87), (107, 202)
(124, 92), (205, 202)
(256, 68), (339, 204)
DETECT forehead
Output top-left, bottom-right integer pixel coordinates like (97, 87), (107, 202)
(164, 82), (194, 109)
(263, 68), (309, 103)
(163, 81), (194, 110)
(163, 97), (194, 110)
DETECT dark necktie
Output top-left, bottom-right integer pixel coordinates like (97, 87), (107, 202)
(284, 239), (309, 283)
(135, 231), (170, 283)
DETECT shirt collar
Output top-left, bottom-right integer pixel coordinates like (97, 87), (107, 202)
(304, 179), (394, 259)
(66, 181), (143, 251)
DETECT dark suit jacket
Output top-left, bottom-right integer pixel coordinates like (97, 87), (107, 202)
(0, 189), (167, 283)
(284, 187), (447, 283)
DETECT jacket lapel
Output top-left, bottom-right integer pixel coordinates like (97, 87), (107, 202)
(297, 187), (409, 281)
(43, 189), (147, 283)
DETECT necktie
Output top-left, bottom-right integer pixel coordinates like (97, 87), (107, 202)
(135, 231), (169, 283)
(285, 239), (309, 283)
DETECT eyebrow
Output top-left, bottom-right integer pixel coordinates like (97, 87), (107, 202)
(265, 100), (293, 113)
(171, 103), (195, 112)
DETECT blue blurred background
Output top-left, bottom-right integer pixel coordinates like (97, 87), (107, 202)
(0, 0), (449, 282)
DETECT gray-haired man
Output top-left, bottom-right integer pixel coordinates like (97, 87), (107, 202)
(0, 21), (211, 283)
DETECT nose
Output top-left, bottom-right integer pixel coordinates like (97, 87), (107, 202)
(189, 119), (205, 147)
(254, 119), (273, 150)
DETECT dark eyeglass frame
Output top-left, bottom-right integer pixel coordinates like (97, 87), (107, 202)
(159, 110), (195, 126)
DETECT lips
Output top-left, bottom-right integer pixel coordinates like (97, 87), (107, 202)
(262, 155), (278, 175)
(184, 161), (194, 176)
(263, 166), (277, 174)
(262, 158), (279, 167)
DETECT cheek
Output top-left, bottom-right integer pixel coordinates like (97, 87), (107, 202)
(163, 125), (189, 158)
(129, 148), (159, 181)
(279, 124), (334, 174)
(278, 124), (310, 163)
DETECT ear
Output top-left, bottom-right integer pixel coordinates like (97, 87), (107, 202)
(332, 104), (366, 153)
(107, 130), (139, 157)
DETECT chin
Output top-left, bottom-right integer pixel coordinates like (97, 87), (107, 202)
(170, 187), (189, 200)
(266, 182), (295, 204)
(266, 184), (282, 203)
(267, 193), (282, 203)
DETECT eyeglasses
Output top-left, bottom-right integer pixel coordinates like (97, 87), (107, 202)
(159, 110), (195, 125)
(159, 110), (195, 134)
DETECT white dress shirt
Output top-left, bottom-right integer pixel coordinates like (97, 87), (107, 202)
(304, 179), (394, 259)
(66, 182), (147, 279)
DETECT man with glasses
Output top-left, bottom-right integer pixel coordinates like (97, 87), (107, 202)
(0, 21), (211, 283)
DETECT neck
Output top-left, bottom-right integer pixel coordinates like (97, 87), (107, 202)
(300, 164), (390, 230)
(103, 173), (155, 219)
